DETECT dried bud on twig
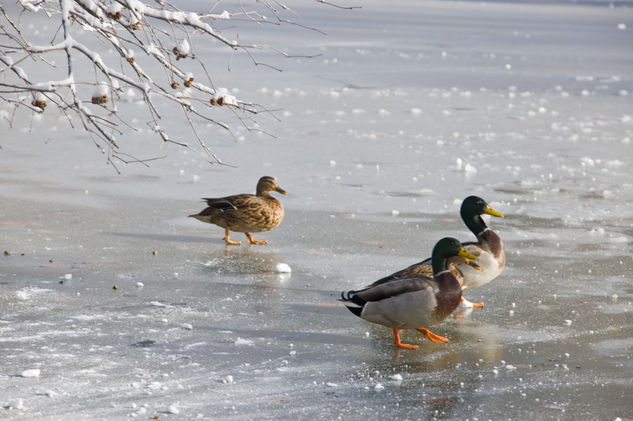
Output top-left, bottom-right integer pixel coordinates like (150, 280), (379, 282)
(173, 39), (190, 60)
(91, 85), (109, 105)
(171, 81), (179, 89)
(210, 88), (237, 106)
(106, 3), (122, 20)
(184, 73), (194, 88)
(31, 92), (46, 110)
(129, 17), (141, 30)
(91, 95), (108, 104)
(107, 10), (122, 20)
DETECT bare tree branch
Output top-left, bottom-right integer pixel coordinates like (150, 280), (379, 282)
(0, 0), (354, 169)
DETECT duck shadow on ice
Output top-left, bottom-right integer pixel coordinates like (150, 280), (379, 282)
(108, 231), (214, 244)
(108, 231), (292, 283)
(350, 314), (503, 358)
(286, 299), (504, 357)
(198, 323), (371, 348)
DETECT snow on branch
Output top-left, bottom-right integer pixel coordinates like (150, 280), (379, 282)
(0, 0), (354, 171)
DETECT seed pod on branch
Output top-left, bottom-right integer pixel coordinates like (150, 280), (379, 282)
(125, 49), (135, 64)
(129, 16), (141, 30)
(31, 92), (46, 110)
(106, 3), (122, 20)
(184, 73), (194, 88)
(91, 84), (109, 105)
(173, 39), (190, 60)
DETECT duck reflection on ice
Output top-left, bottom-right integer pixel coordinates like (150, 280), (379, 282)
(197, 246), (291, 288)
(357, 317), (503, 418)
(361, 315), (504, 367)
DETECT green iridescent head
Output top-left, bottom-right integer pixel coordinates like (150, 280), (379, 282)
(432, 237), (478, 275)
(460, 196), (504, 235)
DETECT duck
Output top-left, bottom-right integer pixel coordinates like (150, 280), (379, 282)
(455, 196), (505, 299)
(382, 196), (504, 308)
(189, 176), (287, 245)
(340, 237), (479, 349)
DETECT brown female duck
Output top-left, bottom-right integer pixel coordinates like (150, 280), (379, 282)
(189, 176), (287, 245)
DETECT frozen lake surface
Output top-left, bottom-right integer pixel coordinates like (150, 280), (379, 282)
(2, 0), (633, 419)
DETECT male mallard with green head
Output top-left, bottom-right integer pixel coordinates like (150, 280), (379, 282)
(455, 195), (505, 296)
(384, 196), (505, 308)
(340, 237), (479, 349)
(189, 176), (287, 245)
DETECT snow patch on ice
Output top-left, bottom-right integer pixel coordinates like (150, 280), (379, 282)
(234, 337), (254, 346)
(3, 398), (24, 410)
(166, 403), (180, 414)
(274, 263), (292, 273)
(389, 374), (403, 383)
(20, 368), (41, 378)
(150, 301), (173, 308)
(16, 287), (53, 301)
(464, 163), (477, 173)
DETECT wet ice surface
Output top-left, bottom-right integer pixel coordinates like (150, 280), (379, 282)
(2, 0), (633, 419)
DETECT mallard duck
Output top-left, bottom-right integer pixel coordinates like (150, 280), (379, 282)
(189, 176), (287, 245)
(340, 237), (479, 349)
(383, 196), (504, 308)
(456, 196), (505, 299)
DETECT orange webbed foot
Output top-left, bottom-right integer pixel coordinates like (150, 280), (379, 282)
(416, 327), (449, 343)
(224, 228), (241, 245)
(392, 327), (419, 349)
(245, 233), (267, 245)
(460, 296), (484, 309)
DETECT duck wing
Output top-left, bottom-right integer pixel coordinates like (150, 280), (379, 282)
(345, 275), (435, 305)
(196, 200), (236, 215)
(201, 194), (255, 211)
(460, 240), (483, 253)
(369, 257), (433, 287)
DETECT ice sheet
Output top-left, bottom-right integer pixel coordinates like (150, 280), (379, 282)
(1, 1), (632, 419)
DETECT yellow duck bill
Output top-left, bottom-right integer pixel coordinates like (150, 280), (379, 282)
(458, 247), (479, 261)
(484, 205), (504, 218)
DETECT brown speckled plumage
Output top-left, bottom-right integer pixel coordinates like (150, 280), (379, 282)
(189, 176), (286, 245)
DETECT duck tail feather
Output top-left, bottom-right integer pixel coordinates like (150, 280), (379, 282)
(340, 291), (366, 307)
(345, 305), (363, 318)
